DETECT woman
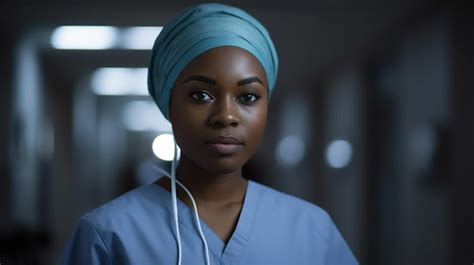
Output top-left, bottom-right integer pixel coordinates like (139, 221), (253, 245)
(59, 3), (358, 265)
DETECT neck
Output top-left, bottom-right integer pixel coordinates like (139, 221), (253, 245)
(159, 155), (248, 205)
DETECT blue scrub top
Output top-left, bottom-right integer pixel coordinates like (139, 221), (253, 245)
(59, 180), (358, 265)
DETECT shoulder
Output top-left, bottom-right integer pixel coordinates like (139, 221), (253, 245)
(251, 181), (333, 230)
(253, 181), (330, 216)
(82, 184), (167, 228)
(247, 181), (359, 264)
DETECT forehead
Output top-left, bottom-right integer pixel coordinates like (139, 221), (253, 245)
(175, 46), (268, 85)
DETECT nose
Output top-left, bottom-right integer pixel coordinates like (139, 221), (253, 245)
(208, 96), (240, 128)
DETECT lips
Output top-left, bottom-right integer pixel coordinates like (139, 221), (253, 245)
(206, 136), (242, 145)
(205, 136), (243, 155)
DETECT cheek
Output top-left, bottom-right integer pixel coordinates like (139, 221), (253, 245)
(242, 107), (268, 145)
(171, 112), (202, 148)
(169, 103), (203, 149)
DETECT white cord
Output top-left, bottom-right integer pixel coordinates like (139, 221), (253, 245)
(174, 181), (211, 265)
(170, 140), (182, 265)
(153, 142), (211, 265)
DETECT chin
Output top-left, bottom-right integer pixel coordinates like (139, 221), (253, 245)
(196, 156), (248, 174)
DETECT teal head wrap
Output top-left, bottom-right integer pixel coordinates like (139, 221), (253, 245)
(148, 3), (279, 119)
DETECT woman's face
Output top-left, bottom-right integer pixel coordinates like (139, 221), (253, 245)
(169, 46), (269, 174)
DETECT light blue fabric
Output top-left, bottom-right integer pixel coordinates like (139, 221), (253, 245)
(148, 3), (279, 119)
(59, 180), (358, 265)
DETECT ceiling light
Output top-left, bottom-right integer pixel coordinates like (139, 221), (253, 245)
(51, 26), (118, 50)
(91, 67), (148, 96)
(120, 27), (162, 50)
(152, 134), (177, 161)
(325, 139), (353, 169)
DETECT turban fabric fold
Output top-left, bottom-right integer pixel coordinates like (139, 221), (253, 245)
(148, 3), (279, 119)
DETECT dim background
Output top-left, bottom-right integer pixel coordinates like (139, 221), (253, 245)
(0, 0), (473, 264)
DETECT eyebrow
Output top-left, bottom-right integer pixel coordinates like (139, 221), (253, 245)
(183, 75), (264, 86)
(183, 75), (216, 85)
(237, 76), (264, 86)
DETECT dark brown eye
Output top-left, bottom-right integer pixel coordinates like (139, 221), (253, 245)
(239, 93), (260, 104)
(191, 91), (213, 102)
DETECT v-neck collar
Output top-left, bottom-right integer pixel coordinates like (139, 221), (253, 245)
(150, 179), (261, 264)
